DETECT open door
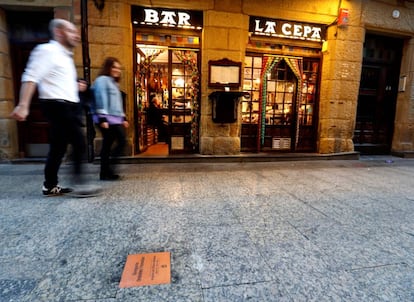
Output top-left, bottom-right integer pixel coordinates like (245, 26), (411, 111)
(134, 43), (200, 155)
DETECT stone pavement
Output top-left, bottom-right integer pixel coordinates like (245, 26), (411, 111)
(1, 156), (414, 302)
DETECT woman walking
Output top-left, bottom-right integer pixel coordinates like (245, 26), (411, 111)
(93, 57), (129, 180)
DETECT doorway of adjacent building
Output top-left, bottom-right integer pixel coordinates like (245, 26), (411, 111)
(133, 33), (200, 155)
(7, 10), (53, 157)
(353, 33), (403, 154)
(241, 55), (319, 152)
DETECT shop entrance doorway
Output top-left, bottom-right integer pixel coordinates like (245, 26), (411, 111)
(134, 43), (200, 155)
(354, 34), (403, 154)
(7, 11), (53, 157)
(241, 55), (319, 152)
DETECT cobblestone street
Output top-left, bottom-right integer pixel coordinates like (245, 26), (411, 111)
(1, 156), (414, 301)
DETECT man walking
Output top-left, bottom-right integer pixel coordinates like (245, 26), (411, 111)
(10, 18), (98, 197)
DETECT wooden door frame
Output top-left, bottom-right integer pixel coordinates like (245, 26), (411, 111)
(8, 10), (52, 157)
(354, 33), (403, 154)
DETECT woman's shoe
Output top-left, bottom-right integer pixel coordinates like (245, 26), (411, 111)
(100, 174), (120, 181)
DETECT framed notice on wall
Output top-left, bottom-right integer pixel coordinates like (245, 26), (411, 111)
(208, 58), (241, 88)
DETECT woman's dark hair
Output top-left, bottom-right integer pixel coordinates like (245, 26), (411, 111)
(99, 57), (121, 82)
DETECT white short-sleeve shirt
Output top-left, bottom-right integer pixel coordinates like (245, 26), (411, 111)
(21, 40), (79, 103)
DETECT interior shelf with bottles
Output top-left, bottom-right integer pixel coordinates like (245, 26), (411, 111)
(171, 60), (193, 124)
(242, 55), (262, 124)
(299, 59), (319, 126)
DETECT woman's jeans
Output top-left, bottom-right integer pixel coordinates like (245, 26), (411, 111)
(98, 124), (126, 176)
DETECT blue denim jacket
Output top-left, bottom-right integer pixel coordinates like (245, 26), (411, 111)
(92, 75), (125, 120)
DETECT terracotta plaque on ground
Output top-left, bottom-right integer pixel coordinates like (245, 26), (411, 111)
(119, 252), (171, 288)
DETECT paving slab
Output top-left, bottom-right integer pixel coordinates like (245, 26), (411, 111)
(1, 156), (414, 301)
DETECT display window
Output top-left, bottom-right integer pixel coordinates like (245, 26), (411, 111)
(241, 54), (320, 152)
(243, 15), (324, 152)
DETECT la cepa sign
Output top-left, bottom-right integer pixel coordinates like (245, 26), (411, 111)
(250, 16), (326, 42)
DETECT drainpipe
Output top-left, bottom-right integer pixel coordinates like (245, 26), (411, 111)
(81, 0), (94, 162)
(81, 0), (90, 84)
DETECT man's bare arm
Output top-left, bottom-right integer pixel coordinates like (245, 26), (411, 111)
(10, 82), (37, 121)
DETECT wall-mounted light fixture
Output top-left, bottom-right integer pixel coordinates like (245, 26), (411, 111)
(392, 9), (400, 19)
(94, 0), (105, 11)
(399, 76), (407, 92)
(337, 8), (350, 27)
(322, 40), (329, 53)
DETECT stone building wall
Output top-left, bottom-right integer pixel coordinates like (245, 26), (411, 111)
(318, 1), (364, 153)
(86, 0), (134, 155)
(394, 38), (414, 152)
(0, 8), (16, 159)
(200, 10), (249, 155)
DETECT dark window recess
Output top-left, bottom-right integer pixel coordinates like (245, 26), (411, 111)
(209, 91), (248, 123)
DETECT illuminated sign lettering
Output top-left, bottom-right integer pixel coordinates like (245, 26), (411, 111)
(250, 16), (326, 42)
(143, 9), (191, 26)
(132, 6), (203, 30)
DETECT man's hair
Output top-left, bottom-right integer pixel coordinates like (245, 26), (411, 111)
(49, 19), (69, 39)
